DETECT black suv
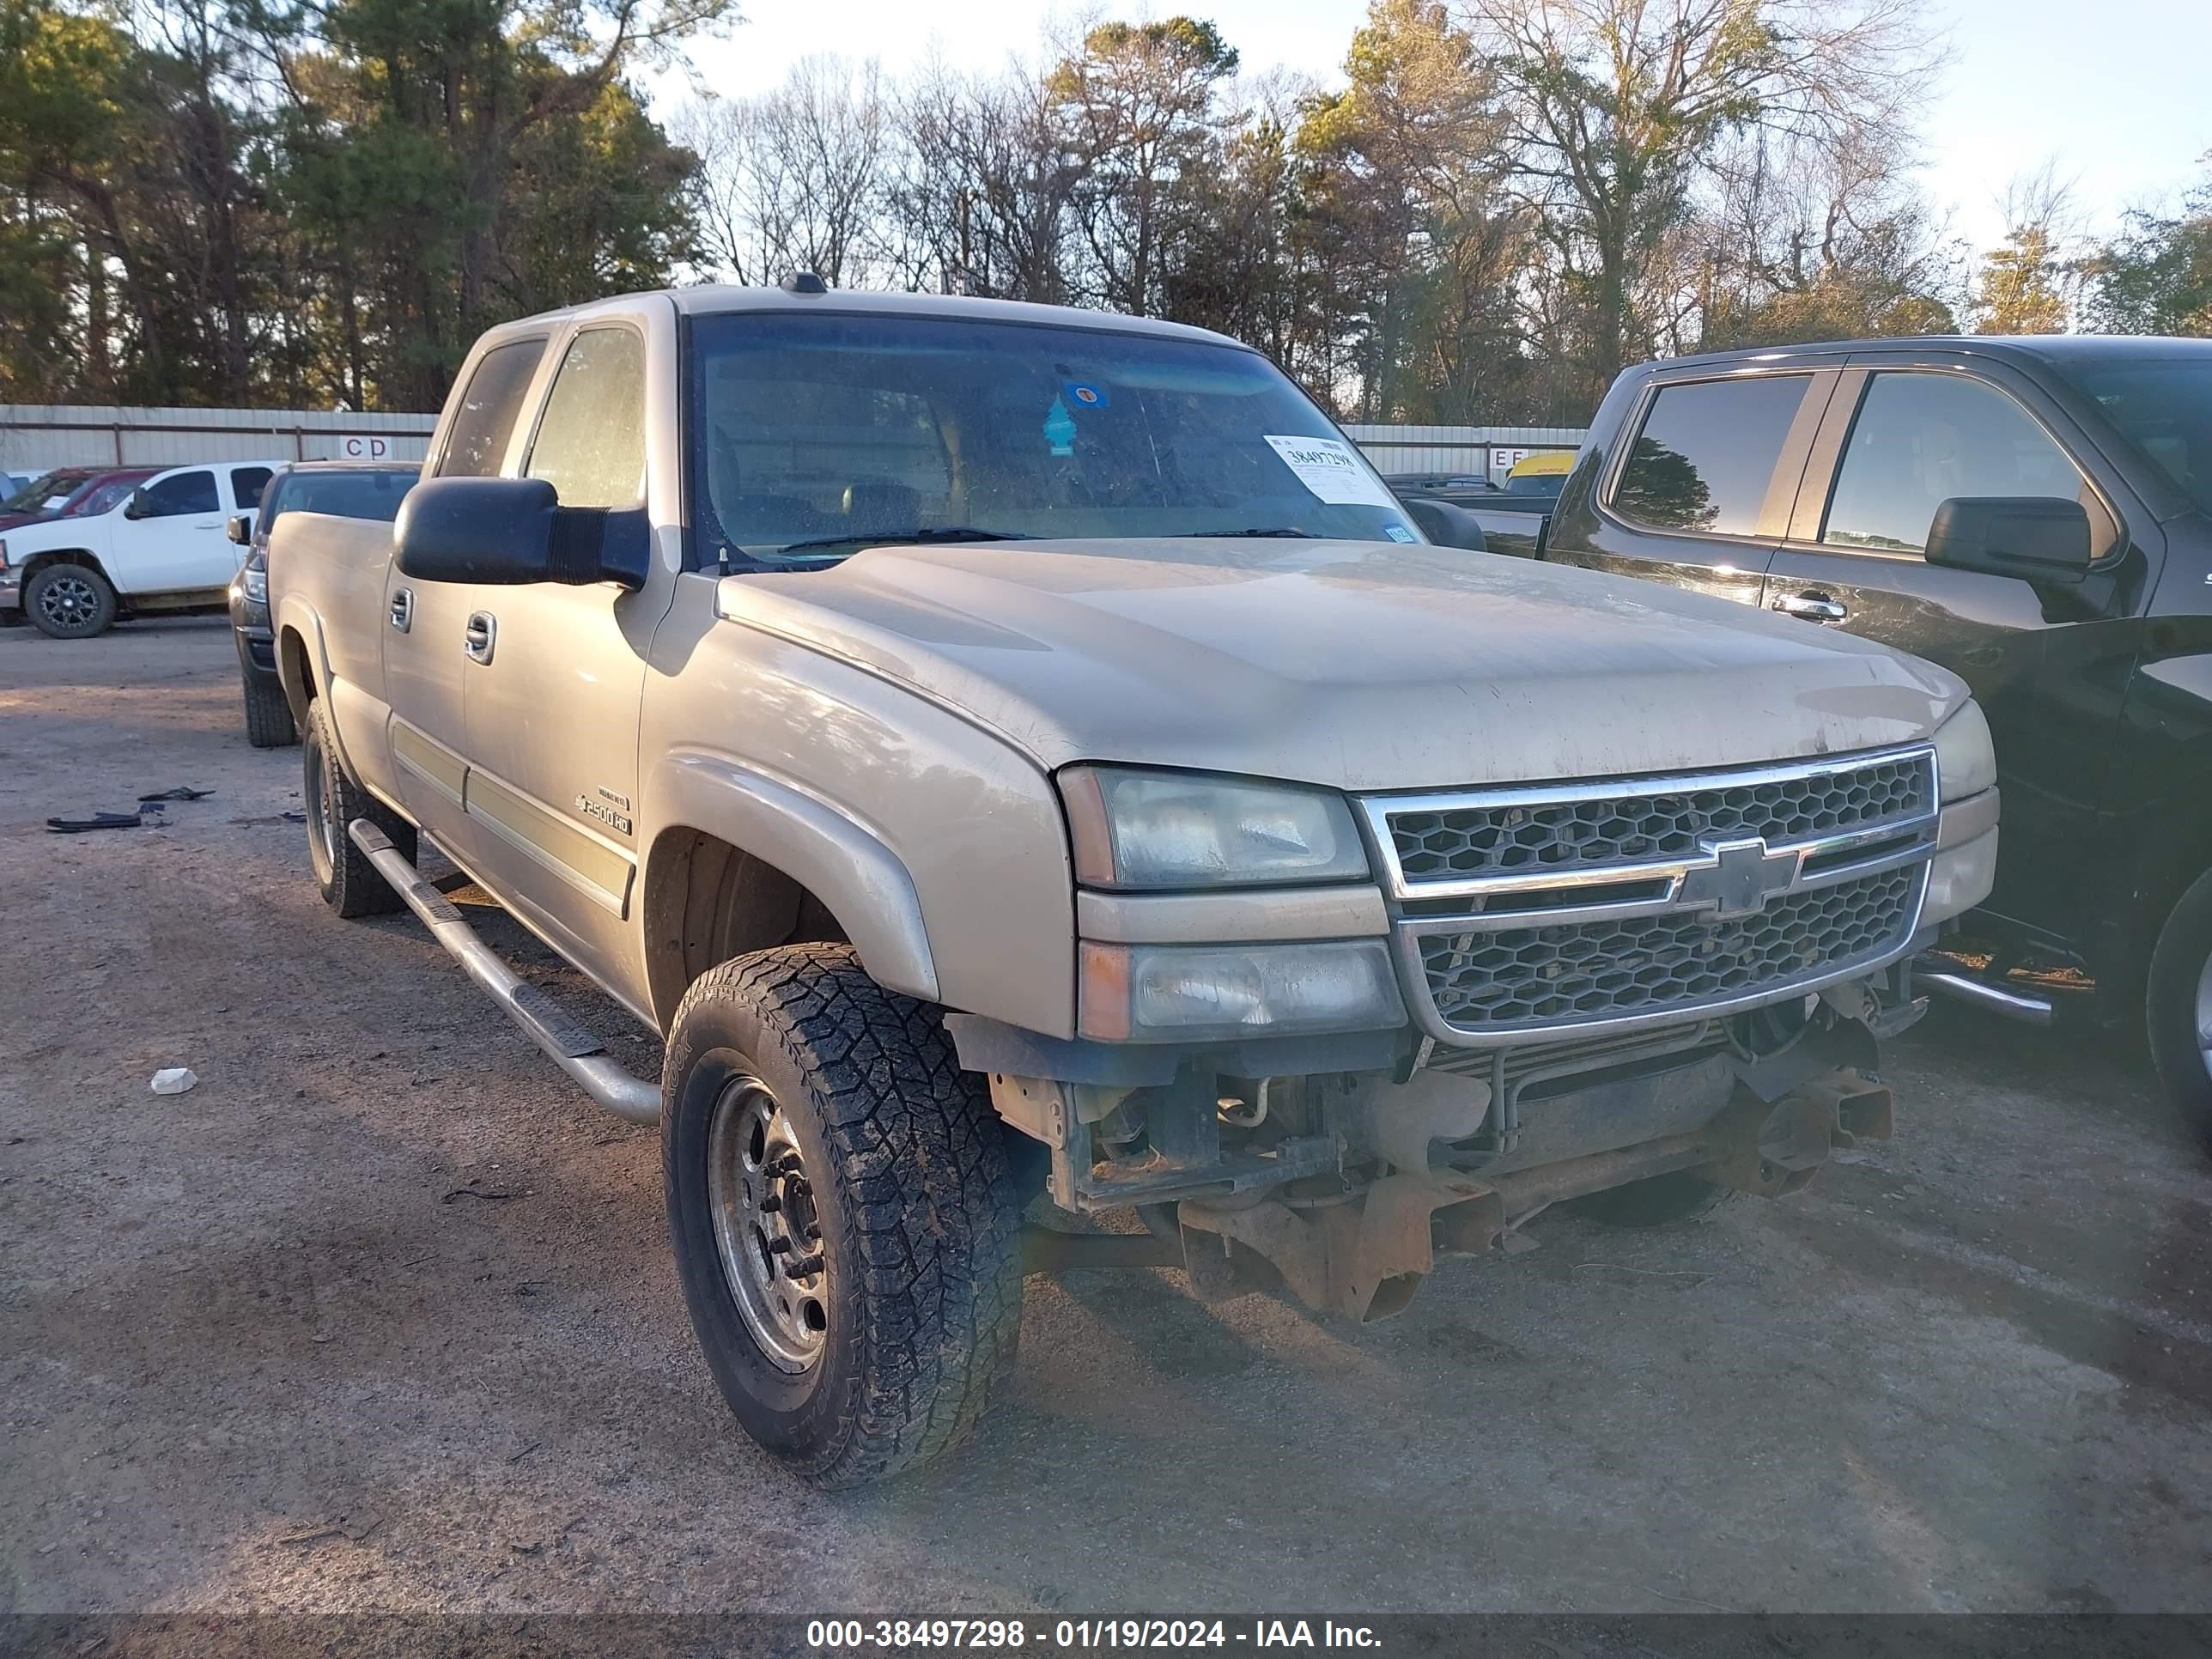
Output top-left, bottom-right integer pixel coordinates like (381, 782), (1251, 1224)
(1539, 336), (2212, 1145)
(227, 461), (417, 745)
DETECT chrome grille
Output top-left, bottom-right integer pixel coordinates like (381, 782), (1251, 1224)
(1361, 745), (1939, 1044)
(1388, 753), (1930, 884)
(1416, 865), (1923, 1036)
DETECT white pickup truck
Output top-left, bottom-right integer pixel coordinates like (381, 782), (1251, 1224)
(265, 282), (1999, 1486)
(2, 459), (284, 637)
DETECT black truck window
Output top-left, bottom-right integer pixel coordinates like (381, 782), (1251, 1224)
(1611, 375), (1809, 537)
(1822, 373), (2091, 555)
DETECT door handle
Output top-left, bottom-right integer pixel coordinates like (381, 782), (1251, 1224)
(464, 611), (496, 665)
(1772, 592), (1849, 624)
(389, 588), (413, 632)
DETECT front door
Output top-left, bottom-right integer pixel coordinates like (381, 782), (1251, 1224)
(383, 334), (552, 857)
(108, 468), (227, 595)
(459, 324), (656, 995)
(1546, 368), (1836, 607)
(1761, 361), (2151, 943)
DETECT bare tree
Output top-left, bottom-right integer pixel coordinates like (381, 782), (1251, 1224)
(678, 56), (890, 288)
(883, 58), (1077, 301)
(1462, 0), (1939, 398)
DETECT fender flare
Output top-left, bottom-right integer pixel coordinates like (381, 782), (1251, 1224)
(270, 594), (364, 782)
(647, 748), (940, 1006)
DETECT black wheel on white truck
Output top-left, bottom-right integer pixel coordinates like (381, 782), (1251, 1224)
(659, 943), (1024, 1488)
(25, 561), (118, 640)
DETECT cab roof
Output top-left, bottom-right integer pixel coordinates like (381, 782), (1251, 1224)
(1648, 334), (2212, 373)
(488, 283), (1252, 351)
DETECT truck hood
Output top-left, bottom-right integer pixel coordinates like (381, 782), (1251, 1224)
(715, 539), (1968, 792)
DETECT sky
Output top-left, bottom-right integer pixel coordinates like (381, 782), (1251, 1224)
(659, 0), (2211, 253)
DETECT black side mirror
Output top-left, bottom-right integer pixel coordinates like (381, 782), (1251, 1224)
(122, 489), (149, 521)
(1400, 497), (1490, 555)
(1925, 496), (2092, 583)
(227, 514), (253, 546)
(393, 477), (650, 590)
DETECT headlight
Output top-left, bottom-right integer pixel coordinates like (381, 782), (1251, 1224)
(1079, 939), (1406, 1042)
(1932, 700), (1996, 802)
(243, 567), (267, 603)
(1060, 765), (1370, 889)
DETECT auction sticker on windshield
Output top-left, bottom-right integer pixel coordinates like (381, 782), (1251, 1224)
(1264, 435), (1398, 508)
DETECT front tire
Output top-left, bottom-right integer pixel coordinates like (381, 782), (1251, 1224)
(661, 944), (1023, 1488)
(25, 562), (118, 640)
(301, 697), (412, 917)
(2145, 867), (2212, 1152)
(243, 674), (298, 747)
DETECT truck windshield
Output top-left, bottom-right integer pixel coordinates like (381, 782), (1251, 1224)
(2046, 355), (2212, 515)
(4, 471), (88, 515)
(687, 311), (1419, 567)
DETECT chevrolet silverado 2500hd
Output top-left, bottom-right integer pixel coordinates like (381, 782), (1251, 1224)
(266, 283), (1999, 1486)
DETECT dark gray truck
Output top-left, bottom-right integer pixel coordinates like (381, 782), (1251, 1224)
(1534, 334), (2212, 1147)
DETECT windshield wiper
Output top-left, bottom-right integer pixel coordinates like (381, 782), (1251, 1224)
(772, 526), (1036, 556)
(1185, 527), (1319, 538)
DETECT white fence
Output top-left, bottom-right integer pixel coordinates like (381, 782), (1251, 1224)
(1, 406), (1585, 480)
(0, 405), (437, 472)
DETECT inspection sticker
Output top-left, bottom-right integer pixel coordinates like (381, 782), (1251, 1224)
(1264, 434), (1398, 508)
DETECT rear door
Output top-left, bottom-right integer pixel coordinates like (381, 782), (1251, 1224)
(106, 468), (224, 594)
(1547, 368), (1836, 605)
(1760, 354), (2158, 941)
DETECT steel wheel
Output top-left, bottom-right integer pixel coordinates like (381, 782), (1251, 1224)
(303, 724), (339, 880)
(35, 571), (100, 632)
(706, 1075), (828, 1372)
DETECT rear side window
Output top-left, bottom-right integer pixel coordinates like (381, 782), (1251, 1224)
(231, 466), (273, 509)
(262, 470), (416, 535)
(526, 328), (647, 508)
(140, 471), (219, 517)
(1612, 376), (1811, 538)
(438, 339), (548, 477)
(1822, 373), (2103, 555)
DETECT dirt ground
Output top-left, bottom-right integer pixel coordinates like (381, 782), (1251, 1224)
(3, 615), (2210, 1617)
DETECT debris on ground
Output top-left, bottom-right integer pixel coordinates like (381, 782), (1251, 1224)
(46, 811), (147, 835)
(137, 787), (214, 803)
(149, 1067), (198, 1096)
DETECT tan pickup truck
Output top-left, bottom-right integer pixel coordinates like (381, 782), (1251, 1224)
(267, 282), (2000, 1486)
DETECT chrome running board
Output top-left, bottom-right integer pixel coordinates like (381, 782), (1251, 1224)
(348, 818), (661, 1124)
(1917, 969), (2055, 1026)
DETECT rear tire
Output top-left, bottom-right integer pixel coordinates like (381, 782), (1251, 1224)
(2145, 866), (2212, 1153)
(243, 675), (298, 747)
(25, 562), (118, 640)
(661, 944), (1023, 1487)
(302, 697), (412, 918)
(1568, 1170), (1735, 1226)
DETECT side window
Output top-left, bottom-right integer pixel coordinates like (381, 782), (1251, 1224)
(526, 329), (647, 508)
(438, 339), (549, 478)
(139, 470), (219, 518)
(231, 466), (273, 509)
(1822, 373), (2107, 556)
(1610, 375), (1811, 538)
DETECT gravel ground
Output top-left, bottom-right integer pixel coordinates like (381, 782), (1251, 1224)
(3, 617), (2210, 1617)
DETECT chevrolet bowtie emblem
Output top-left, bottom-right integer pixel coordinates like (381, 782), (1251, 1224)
(1678, 839), (1799, 920)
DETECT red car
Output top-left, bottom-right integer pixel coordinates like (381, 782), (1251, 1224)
(0, 466), (159, 534)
